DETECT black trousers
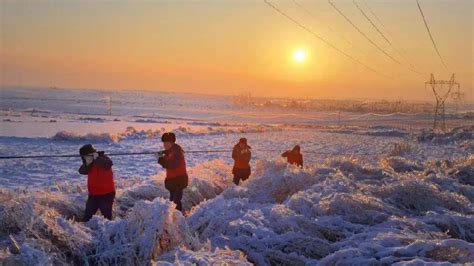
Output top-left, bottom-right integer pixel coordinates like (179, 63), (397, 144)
(233, 168), (251, 185)
(84, 191), (115, 222)
(169, 189), (184, 212)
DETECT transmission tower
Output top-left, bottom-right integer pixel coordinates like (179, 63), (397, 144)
(451, 85), (464, 113)
(425, 73), (459, 132)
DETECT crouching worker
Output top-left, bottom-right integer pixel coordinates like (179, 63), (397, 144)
(282, 145), (303, 167)
(232, 138), (252, 185)
(78, 144), (115, 222)
(155, 132), (188, 212)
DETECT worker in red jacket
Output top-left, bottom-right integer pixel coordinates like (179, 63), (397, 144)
(78, 144), (115, 222)
(155, 132), (188, 212)
(232, 138), (252, 185)
(281, 145), (303, 167)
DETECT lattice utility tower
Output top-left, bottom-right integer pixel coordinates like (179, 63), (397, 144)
(425, 73), (460, 132)
(451, 84), (465, 113)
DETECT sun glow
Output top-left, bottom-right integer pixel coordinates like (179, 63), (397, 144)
(293, 49), (307, 63)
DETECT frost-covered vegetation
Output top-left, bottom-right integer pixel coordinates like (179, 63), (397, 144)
(1, 88), (473, 264)
(1, 154), (472, 265)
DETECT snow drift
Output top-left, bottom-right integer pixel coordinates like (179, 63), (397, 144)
(51, 124), (281, 143)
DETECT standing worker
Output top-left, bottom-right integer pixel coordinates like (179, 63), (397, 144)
(78, 144), (116, 222)
(155, 132), (188, 212)
(232, 137), (252, 185)
(282, 145), (303, 167)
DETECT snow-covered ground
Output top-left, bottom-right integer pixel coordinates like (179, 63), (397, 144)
(0, 87), (473, 265)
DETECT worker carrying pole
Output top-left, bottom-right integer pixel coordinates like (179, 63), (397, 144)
(155, 132), (188, 213)
(232, 137), (252, 186)
(281, 145), (303, 167)
(78, 144), (116, 222)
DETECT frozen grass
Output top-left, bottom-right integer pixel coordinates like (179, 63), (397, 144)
(1, 155), (473, 264)
(417, 126), (473, 151)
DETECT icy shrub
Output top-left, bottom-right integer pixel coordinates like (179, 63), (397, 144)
(381, 156), (423, 173)
(117, 159), (234, 215)
(329, 158), (388, 180)
(0, 243), (61, 265)
(452, 158), (474, 186)
(246, 160), (325, 203)
(115, 179), (168, 217)
(1, 198), (200, 264)
(424, 213), (474, 243)
(318, 248), (379, 265)
(155, 247), (251, 265)
(416, 126), (473, 147)
(88, 198), (198, 264)
(316, 193), (399, 224)
(0, 192), (84, 234)
(188, 196), (333, 265)
(374, 179), (470, 214)
(425, 239), (474, 264)
(284, 187), (321, 217)
(388, 142), (412, 157)
(184, 159), (233, 210)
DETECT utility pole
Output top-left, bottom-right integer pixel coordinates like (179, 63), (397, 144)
(106, 96), (112, 116)
(425, 73), (460, 132)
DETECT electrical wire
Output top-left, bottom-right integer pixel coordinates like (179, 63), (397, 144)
(263, 0), (393, 79)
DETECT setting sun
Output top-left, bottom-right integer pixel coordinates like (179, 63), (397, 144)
(293, 49), (307, 63)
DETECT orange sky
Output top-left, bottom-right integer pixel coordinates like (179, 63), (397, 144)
(1, 0), (473, 101)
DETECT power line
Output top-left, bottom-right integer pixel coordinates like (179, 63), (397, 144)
(263, 0), (393, 79)
(352, 0), (424, 76)
(361, 0), (425, 76)
(0, 149), (382, 160)
(353, 1), (391, 47)
(0, 150), (234, 160)
(291, 0), (371, 58)
(327, 0), (402, 66)
(416, 0), (450, 71)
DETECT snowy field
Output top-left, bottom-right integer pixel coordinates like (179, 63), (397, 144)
(0, 87), (473, 265)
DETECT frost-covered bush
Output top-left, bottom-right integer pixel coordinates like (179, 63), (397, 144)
(417, 126), (473, 148)
(373, 178), (471, 214)
(245, 160), (326, 203)
(329, 158), (388, 181)
(388, 142), (412, 157)
(0, 192), (84, 234)
(155, 247), (251, 265)
(88, 198), (198, 264)
(423, 213), (474, 243)
(1, 198), (200, 265)
(117, 159), (233, 215)
(187, 196), (333, 265)
(315, 193), (399, 224)
(381, 156), (424, 173)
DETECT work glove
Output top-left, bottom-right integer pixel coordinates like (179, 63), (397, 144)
(84, 155), (94, 166)
(241, 149), (249, 154)
(154, 151), (166, 160)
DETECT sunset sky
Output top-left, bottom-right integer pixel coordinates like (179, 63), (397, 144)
(1, 0), (473, 101)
